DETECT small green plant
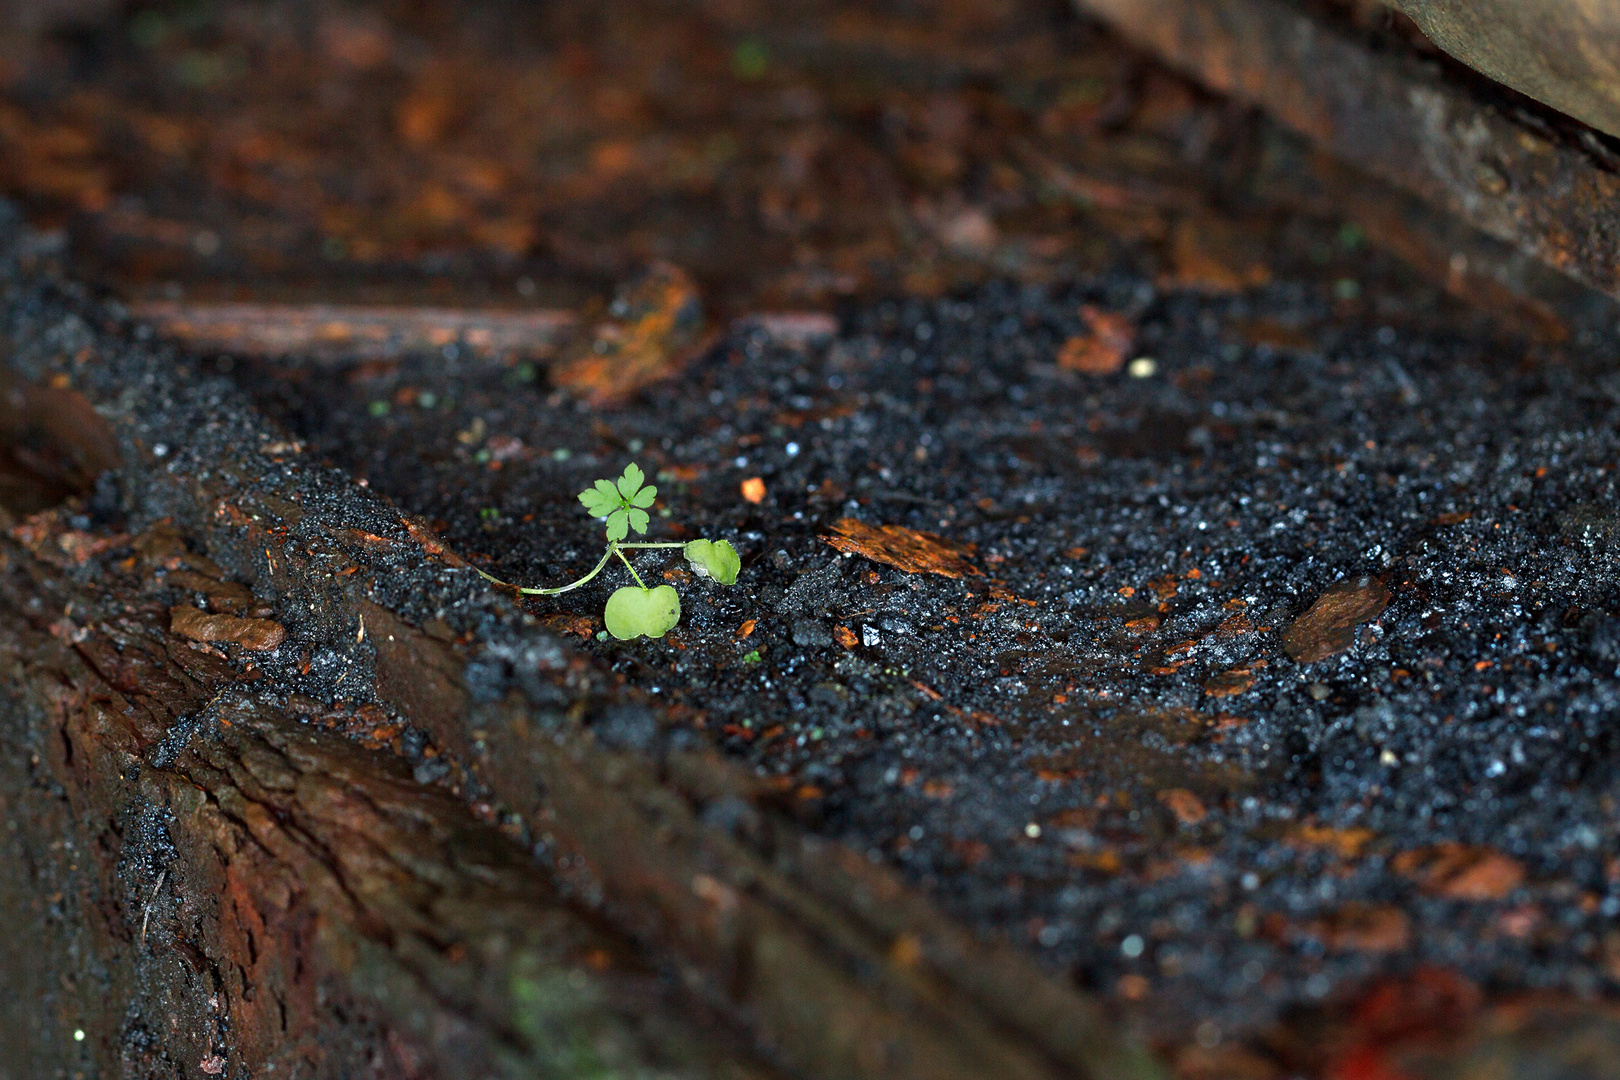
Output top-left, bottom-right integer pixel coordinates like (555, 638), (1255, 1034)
(474, 463), (741, 640)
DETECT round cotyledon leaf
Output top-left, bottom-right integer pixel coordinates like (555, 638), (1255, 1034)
(683, 539), (741, 584)
(603, 585), (681, 640)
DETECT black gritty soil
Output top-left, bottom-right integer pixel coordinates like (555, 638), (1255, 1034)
(224, 266), (1620, 1047)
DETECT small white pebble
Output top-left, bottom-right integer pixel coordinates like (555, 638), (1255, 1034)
(1024, 823), (1041, 838)
(1120, 934), (1145, 958)
(74, 1030), (85, 1042)
(1127, 357), (1158, 378)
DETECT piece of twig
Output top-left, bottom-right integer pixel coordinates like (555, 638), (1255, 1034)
(141, 869), (167, 947)
(129, 301), (576, 362)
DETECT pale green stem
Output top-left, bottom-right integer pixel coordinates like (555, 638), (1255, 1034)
(472, 545), (614, 595)
(474, 539), (682, 595)
(613, 543), (651, 589)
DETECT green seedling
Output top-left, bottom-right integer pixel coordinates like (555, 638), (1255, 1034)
(475, 462), (742, 640)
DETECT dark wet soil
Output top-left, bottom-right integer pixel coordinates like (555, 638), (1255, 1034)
(225, 267), (1620, 1044)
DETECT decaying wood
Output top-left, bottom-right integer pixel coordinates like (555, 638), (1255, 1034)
(0, 231), (1161, 1076)
(1074, 0), (1620, 301)
(1387, 0), (1620, 140)
(128, 300), (576, 361)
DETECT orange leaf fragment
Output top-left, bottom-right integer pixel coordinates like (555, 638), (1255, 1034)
(821, 518), (981, 579)
(833, 625), (858, 648)
(740, 476), (767, 503)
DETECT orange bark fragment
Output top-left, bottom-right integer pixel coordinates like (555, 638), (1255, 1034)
(551, 263), (715, 405)
(1282, 575), (1391, 663)
(821, 519), (981, 579)
(1286, 823), (1376, 859)
(1056, 305), (1135, 375)
(1157, 788), (1206, 825)
(1392, 843), (1526, 900)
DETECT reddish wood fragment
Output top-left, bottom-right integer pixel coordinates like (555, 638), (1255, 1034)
(1203, 669), (1255, 696)
(1295, 903), (1411, 953)
(131, 300), (574, 360)
(1163, 216), (1272, 293)
(1157, 788), (1206, 825)
(822, 519), (981, 579)
(1392, 843), (1526, 900)
(400, 515), (467, 568)
(1056, 306), (1135, 375)
(833, 624), (857, 648)
(170, 604), (286, 650)
(1281, 575), (1391, 663)
(1286, 823), (1376, 859)
(538, 613), (598, 639)
(551, 263), (715, 405)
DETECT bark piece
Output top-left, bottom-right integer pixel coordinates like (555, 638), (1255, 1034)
(1075, 0), (1620, 300)
(1281, 575), (1390, 663)
(822, 519), (982, 579)
(550, 263), (716, 405)
(169, 603), (286, 650)
(131, 300), (575, 361)
(1393, 843), (1527, 901)
(1057, 306), (1135, 374)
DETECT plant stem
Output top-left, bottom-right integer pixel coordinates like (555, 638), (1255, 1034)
(474, 539), (681, 596)
(472, 546), (614, 595)
(613, 543), (651, 589)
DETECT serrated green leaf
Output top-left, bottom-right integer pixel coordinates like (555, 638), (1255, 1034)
(580, 478), (621, 517)
(630, 484), (657, 508)
(683, 539), (741, 585)
(627, 508), (650, 535)
(616, 463), (645, 500)
(603, 585), (681, 640)
(605, 508), (629, 542)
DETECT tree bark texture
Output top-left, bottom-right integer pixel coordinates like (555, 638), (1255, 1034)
(1073, 0), (1620, 301)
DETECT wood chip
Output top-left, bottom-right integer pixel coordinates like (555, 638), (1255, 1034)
(131, 300), (574, 361)
(1285, 823), (1376, 859)
(1056, 305), (1135, 374)
(1296, 903), (1411, 953)
(821, 519), (981, 579)
(1203, 669), (1255, 696)
(551, 262), (716, 405)
(1392, 843), (1526, 900)
(1281, 575), (1391, 663)
(1157, 788), (1206, 825)
(170, 604), (285, 651)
